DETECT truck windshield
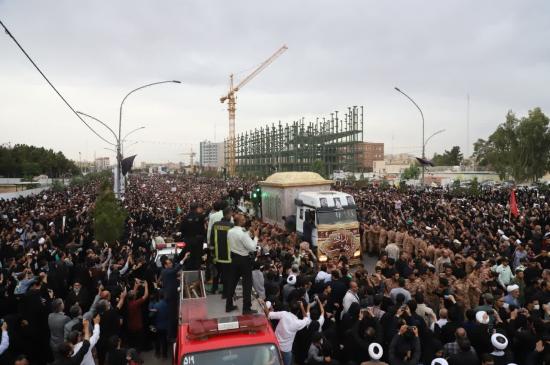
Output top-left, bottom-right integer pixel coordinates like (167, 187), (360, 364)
(181, 344), (281, 365)
(317, 208), (357, 225)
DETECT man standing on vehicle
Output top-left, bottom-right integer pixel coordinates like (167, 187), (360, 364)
(211, 207), (234, 297)
(226, 214), (258, 314)
(180, 202), (206, 270)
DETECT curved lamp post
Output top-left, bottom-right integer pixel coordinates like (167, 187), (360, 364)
(116, 80), (181, 198)
(395, 87), (426, 186)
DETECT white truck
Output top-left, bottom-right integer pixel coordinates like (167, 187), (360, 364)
(260, 172), (361, 264)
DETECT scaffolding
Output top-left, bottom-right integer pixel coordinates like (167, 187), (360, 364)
(226, 106), (364, 177)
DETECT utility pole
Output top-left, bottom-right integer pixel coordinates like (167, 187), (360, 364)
(466, 94), (470, 158)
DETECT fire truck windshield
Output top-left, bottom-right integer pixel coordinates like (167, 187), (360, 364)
(317, 208), (357, 225)
(181, 344), (281, 365)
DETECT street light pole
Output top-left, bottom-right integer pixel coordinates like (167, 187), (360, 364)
(117, 80), (181, 199)
(122, 126), (146, 143)
(121, 127), (145, 157)
(424, 129), (445, 149)
(76, 112), (118, 142)
(395, 87), (425, 186)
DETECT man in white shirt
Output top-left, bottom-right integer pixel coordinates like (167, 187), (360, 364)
(267, 301), (311, 365)
(206, 201), (224, 247)
(342, 281), (360, 317)
(494, 257), (514, 289)
(435, 308), (448, 330)
(415, 293), (436, 328)
(225, 214), (259, 314)
(315, 265), (331, 284)
(385, 242), (400, 261)
(389, 278), (412, 304)
(70, 314), (100, 365)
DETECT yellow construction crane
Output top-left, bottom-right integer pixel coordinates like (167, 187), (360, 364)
(221, 44), (288, 176)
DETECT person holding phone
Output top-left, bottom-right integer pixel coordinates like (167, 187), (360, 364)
(126, 279), (149, 350)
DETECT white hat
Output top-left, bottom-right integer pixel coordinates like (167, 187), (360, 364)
(476, 310), (489, 324)
(491, 333), (508, 350)
(425, 226), (432, 231)
(501, 235), (509, 241)
(287, 275), (297, 286)
(507, 284), (519, 293)
(431, 359), (449, 365)
(49, 222), (54, 227)
(515, 239), (522, 244)
(453, 239), (461, 245)
(497, 229), (504, 235)
(368, 343), (383, 360)
(38, 237), (45, 245)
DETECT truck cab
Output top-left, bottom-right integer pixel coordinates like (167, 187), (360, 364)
(295, 191), (361, 264)
(175, 271), (281, 365)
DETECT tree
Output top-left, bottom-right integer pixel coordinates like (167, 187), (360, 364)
(93, 181), (128, 245)
(401, 164), (420, 180)
(432, 146), (464, 166)
(452, 179), (461, 190)
(51, 180), (65, 192)
(0, 144), (79, 178)
(310, 159), (326, 178)
(515, 108), (550, 182)
(469, 177), (480, 197)
(472, 108), (550, 182)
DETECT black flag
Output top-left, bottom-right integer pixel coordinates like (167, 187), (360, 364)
(121, 155), (137, 176)
(415, 157), (434, 167)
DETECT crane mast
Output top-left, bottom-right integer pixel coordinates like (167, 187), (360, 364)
(221, 45), (288, 177)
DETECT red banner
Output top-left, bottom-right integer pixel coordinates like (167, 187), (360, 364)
(509, 189), (519, 218)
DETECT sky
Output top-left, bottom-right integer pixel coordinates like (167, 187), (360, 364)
(1, 0), (549, 165)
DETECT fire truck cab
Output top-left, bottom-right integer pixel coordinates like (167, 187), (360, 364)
(175, 271), (281, 365)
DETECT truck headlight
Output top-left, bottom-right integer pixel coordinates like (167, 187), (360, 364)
(353, 250), (361, 258)
(319, 255), (328, 262)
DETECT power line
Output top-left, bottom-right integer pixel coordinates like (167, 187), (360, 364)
(0, 19), (116, 146)
(125, 139), (196, 147)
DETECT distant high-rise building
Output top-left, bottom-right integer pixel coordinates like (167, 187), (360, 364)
(359, 142), (384, 172)
(199, 140), (224, 168)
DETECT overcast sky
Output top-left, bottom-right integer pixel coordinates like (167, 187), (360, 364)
(1, 0), (549, 165)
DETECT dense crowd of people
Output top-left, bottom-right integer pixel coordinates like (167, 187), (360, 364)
(0, 173), (549, 365)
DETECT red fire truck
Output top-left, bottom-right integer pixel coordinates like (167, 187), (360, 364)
(174, 271), (282, 365)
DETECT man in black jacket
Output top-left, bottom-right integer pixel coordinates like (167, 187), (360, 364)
(180, 203), (206, 270)
(448, 337), (479, 365)
(210, 207), (234, 297)
(65, 281), (90, 313)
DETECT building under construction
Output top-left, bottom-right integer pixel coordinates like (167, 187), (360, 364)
(226, 106), (364, 177)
